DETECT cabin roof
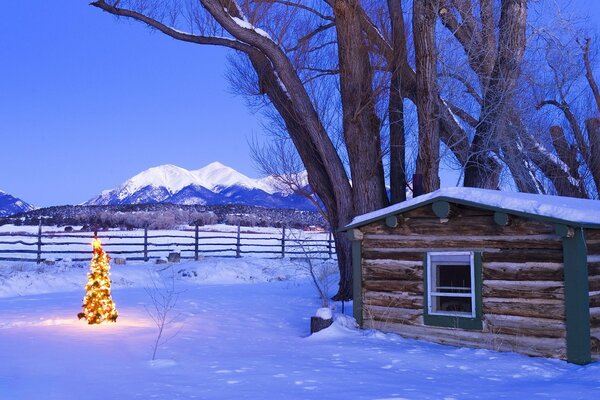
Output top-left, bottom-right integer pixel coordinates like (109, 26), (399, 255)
(345, 187), (600, 230)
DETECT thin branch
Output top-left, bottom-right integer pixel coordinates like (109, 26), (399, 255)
(254, 0), (334, 21)
(536, 99), (589, 161)
(90, 0), (250, 52)
(582, 38), (600, 113)
(285, 22), (335, 52)
(445, 101), (479, 127)
(441, 72), (483, 104)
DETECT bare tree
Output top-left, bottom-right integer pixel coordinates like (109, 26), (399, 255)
(145, 267), (183, 360)
(88, 0), (600, 300)
(534, 35), (600, 198)
(250, 135), (328, 221)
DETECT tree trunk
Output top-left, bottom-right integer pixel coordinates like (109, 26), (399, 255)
(413, 0), (440, 194)
(586, 118), (600, 195)
(388, 0), (407, 204)
(333, 0), (388, 215)
(464, 0), (528, 189)
(245, 49), (355, 300)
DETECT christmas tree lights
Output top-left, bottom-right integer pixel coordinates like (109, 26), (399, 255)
(78, 238), (118, 324)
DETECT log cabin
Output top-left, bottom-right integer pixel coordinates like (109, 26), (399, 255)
(344, 187), (600, 364)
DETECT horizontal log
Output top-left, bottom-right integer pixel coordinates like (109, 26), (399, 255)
(591, 275), (600, 292)
(363, 259), (423, 280)
(589, 260), (600, 275)
(484, 314), (566, 338)
(483, 280), (564, 300)
(483, 297), (565, 319)
(483, 250), (564, 263)
(363, 279), (423, 294)
(586, 230), (600, 240)
(591, 327), (600, 359)
(590, 291), (600, 308)
(362, 213), (557, 237)
(363, 290), (423, 309)
(586, 241), (600, 254)
(363, 319), (566, 359)
(362, 248), (563, 263)
(364, 247), (501, 255)
(361, 250), (425, 262)
(363, 305), (422, 324)
(363, 235), (563, 250)
(483, 262), (563, 281)
(591, 307), (600, 326)
(403, 204), (493, 219)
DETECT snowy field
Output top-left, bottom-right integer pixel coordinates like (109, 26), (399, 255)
(0, 257), (599, 399)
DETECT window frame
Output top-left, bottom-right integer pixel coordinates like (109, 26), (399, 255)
(423, 251), (483, 330)
(426, 251), (476, 318)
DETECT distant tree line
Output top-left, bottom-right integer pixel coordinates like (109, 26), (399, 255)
(0, 204), (326, 230)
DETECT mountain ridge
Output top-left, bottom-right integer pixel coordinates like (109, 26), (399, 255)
(85, 162), (314, 210)
(0, 189), (35, 217)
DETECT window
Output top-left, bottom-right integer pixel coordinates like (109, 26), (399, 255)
(424, 252), (482, 330)
(427, 252), (475, 317)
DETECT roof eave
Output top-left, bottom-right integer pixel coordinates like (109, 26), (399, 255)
(343, 196), (600, 231)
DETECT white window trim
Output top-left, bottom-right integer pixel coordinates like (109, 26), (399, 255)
(426, 251), (476, 318)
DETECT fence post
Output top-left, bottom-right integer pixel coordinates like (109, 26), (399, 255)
(195, 224), (199, 261)
(235, 222), (241, 258)
(281, 226), (286, 258)
(327, 231), (333, 259)
(144, 227), (149, 262)
(36, 220), (42, 264)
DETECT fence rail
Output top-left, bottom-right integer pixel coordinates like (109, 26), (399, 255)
(0, 224), (336, 263)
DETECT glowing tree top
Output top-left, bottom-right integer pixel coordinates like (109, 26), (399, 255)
(78, 238), (118, 324)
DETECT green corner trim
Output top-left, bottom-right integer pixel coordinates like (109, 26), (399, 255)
(562, 227), (591, 365)
(423, 252), (483, 331)
(351, 239), (363, 327)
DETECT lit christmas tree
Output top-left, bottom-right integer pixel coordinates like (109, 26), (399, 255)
(78, 238), (118, 324)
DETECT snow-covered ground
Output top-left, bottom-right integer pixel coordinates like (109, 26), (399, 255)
(0, 258), (599, 399)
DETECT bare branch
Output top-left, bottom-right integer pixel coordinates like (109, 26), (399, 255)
(285, 22), (335, 52)
(445, 101), (479, 127)
(255, 0), (334, 22)
(536, 99), (589, 161)
(582, 38), (600, 113)
(90, 1), (249, 52)
(441, 72), (483, 104)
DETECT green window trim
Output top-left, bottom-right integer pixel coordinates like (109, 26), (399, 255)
(423, 252), (483, 331)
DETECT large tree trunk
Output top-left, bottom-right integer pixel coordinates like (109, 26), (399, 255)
(388, 0), (407, 204)
(464, 0), (528, 189)
(413, 0), (440, 194)
(333, 0), (388, 214)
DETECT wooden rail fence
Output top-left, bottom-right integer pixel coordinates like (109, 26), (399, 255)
(0, 224), (336, 263)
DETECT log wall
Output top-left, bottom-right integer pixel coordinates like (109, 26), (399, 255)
(587, 229), (600, 359)
(360, 203), (569, 359)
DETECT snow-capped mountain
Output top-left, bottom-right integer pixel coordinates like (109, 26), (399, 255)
(0, 189), (35, 217)
(85, 162), (315, 210)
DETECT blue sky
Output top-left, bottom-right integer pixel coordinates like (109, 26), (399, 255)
(1, 1), (599, 207)
(0, 1), (263, 206)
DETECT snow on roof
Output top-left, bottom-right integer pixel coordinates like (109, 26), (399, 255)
(347, 187), (600, 229)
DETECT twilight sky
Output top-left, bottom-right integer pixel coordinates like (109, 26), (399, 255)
(1, 1), (599, 207)
(0, 1), (263, 207)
